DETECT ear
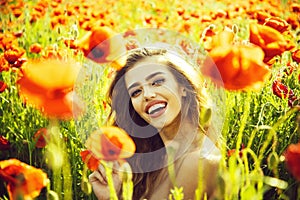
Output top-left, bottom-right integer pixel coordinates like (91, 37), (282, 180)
(180, 87), (187, 97)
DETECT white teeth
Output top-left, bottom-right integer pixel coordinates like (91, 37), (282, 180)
(148, 103), (166, 114)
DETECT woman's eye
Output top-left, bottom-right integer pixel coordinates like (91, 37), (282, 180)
(152, 78), (165, 86)
(130, 89), (142, 97)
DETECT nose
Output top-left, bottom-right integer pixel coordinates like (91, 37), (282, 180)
(143, 86), (156, 101)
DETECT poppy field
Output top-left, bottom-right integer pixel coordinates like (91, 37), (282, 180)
(0, 0), (300, 199)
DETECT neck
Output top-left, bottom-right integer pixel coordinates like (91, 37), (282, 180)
(158, 113), (182, 145)
(158, 114), (201, 155)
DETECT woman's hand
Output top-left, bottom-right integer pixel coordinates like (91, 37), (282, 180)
(89, 161), (122, 200)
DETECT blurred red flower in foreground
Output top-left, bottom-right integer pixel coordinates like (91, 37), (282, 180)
(17, 58), (84, 119)
(249, 23), (294, 62)
(74, 27), (126, 70)
(0, 135), (10, 151)
(0, 159), (49, 200)
(202, 31), (270, 90)
(81, 126), (135, 170)
(33, 128), (50, 148)
(284, 142), (300, 181)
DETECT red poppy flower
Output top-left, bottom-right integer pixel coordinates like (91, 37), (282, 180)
(144, 15), (153, 24)
(291, 49), (300, 63)
(30, 12), (42, 24)
(0, 135), (10, 151)
(284, 62), (297, 76)
(249, 23), (294, 62)
(12, 57), (27, 68)
(190, 11), (200, 18)
(0, 55), (10, 72)
(272, 80), (297, 106)
(80, 150), (100, 171)
(286, 15), (299, 30)
(0, 33), (16, 50)
(176, 7), (185, 16)
(227, 144), (245, 157)
(0, 80), (7, 93)
(50, 15), (67, 29)
(64, 39), (77, 49)
(102, 101), (107, 110)
(74, 27), (126, 70)
(4, 47), (25, 64)
(33, 128), (50, 148)
(13, 31), (23, 38)
(254, 11), (289, 33)
(17, 58), (84, 119)
(291, 3), (300, 13)
(12, 9), (22, 18)
(254, 11), (269, 23)
(202, 31), (271, 90)
(101, 134), (123, 160)
(29, 43), (42, 54)
(262, 17), (289, 33)
(284, 142), (300, 181)
(84, 126), (135, 164)
(0, 159), (49, 200)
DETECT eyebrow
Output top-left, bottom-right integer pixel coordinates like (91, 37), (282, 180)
(127, 72), (165, 91)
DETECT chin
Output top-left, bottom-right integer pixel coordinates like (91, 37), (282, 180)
(149, 120), (166, 130)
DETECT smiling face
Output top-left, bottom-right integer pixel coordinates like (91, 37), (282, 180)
(125, 56), (186, 130)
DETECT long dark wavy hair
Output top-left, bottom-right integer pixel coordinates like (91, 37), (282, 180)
(107, 48), (209, 199)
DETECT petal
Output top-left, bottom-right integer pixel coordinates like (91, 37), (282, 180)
(80, 150), (100, 171)
(0, 159), (49, 199)
(85, 126), (135, 161)
(76, 27), (126, 69)
(202, 44), (270, 90)
(19, 59), (81, 90)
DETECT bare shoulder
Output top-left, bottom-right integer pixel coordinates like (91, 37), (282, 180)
(175, 138), (221, 199)
(179, 136), (221, 171)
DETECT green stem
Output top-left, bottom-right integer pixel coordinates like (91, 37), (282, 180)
(52, 168), (62, 200)
(167, 147), (177, 187)
(257, 107), (299, 163)
(48, 119), (62, 199)
(122, 180), (133, 200)
(46, 119), (72, 200)
(195, 159), (203, 200)
(62, 143), (73, 199)
(121, 163), (133, 200)
(247, 125), (271, 149)
(236, 92), (251, 151)
(101, 161), (118, 200)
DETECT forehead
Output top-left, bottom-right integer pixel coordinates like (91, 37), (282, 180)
(124, 56), (174, 85)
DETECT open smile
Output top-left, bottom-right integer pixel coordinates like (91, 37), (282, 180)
(145, 101), (167, 118)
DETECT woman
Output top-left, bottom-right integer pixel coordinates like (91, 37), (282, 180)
(89, 47), (221, 200)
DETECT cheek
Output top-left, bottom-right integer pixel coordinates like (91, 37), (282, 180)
(131, 98), (143, 114)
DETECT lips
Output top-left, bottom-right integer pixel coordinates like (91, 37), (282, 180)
(145, 100), (167, 118)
